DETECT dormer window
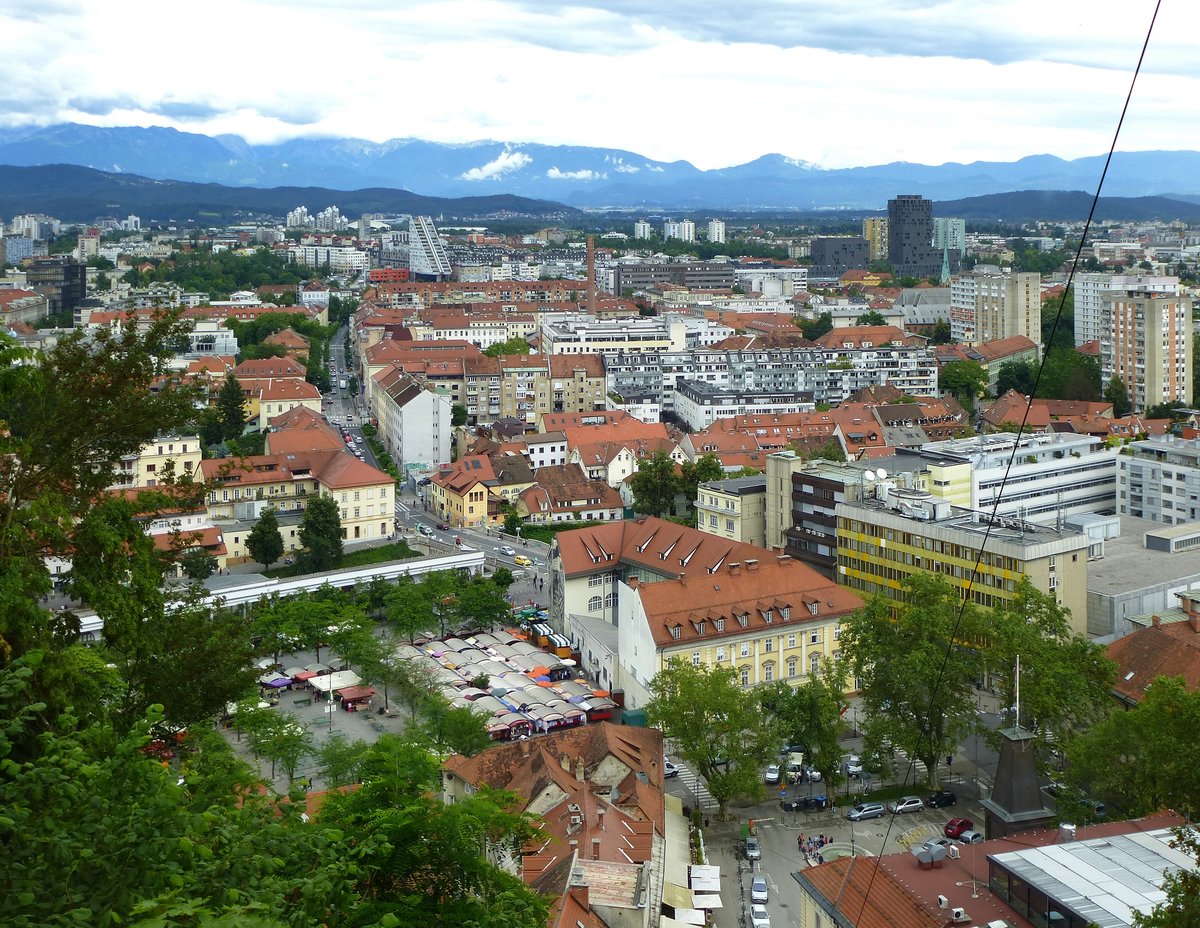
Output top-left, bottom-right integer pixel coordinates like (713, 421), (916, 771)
(780, 607), (790, 620)
(762, 610), (773, 624)
(715, 618), (725, 632)
(696, 620), (707, 635)
(808, 602), (819, 616)
(670, 625), (682, 640)
(737, 613), (749, 628)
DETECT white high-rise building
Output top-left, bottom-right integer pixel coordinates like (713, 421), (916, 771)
(949, 265), (1040, 345)
(633, 220), (652, 240)
(663, 220), (695, 242)
(1073, 273), (1178, 347)
(408, 216), (452, 279)
(285, 206), (312, 229)
(707, 219), (726, 244)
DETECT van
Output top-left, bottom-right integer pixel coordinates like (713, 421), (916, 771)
(514, 554), (533, 567)
(787, 751), (805, 780)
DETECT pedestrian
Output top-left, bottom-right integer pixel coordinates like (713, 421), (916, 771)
(797, 834), (803, 852)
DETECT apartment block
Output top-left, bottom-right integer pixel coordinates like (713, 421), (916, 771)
(110, 434), (203, 490)
(950, 265), (1040, 345)
(612, 262), (736, 294)
(1100, 290), (1193, 413)
(836, 492), (1090, 634)
(540, 316), (672, 356)
(1073, 273), (1177, 347)
(862, 217), (888, 262)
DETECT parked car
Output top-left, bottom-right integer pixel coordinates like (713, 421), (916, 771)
(751, 876), (768, 904)
(663, 759), (679, 778)
(944, 817), (974, 839)
(844, 754), (864, 777)
(804, 764), (823, 783)
(764, 763), (781, 785)
(498, 545), (516, 556)
(921, 836), (954, 852)
(748, 903), (771, 928)
(847, 802), (886, 821)
(927, 790), (957, 808)
(744, 836), (761, 860)
(888, 796), (925, 815)
(958, 830), (985, 844)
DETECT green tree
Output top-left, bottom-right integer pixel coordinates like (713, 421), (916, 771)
(1068, 676), (1200, 822)
(930, 319), (953, 344)
(451, 403), (469, 427)
(940, 360), (990, 413)
(246, 506), (285, 570)
(386, 578), (437, 643)
(800, 311), (833, 341)
(418, 698), (494, 757)
(316, 732), (370, 788)
(680, 452), (725, 515)
(1104, 375), (1133, 417)
(216, 370), (247, 440)
(1041, 291), (1075, 353)
(996, 359), (1036, 397)
(838, 575), (986, 789)
(249, 713), (315, 782)
(482, 336), (533, 357)
(1037, 350), (1101, 402)
(457, 577), (511, 632)
(1144, 400), (1189, 421)
(195, 405), (226, 446)
(645, 659), (778, 819)
(630, 449), (680, 518)
(984, 579), (1115, 752)
(855, 310), (888, 326)
(178, 547), (217, 581)
(299, 494), (344, 572)
(762, 659), (847, 788)
(491, 565), (516, 594)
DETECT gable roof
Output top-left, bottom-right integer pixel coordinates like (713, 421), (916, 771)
(1107, 611), (1200, 704)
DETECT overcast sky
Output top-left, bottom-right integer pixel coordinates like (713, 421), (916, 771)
(1, 1), (1195, 171)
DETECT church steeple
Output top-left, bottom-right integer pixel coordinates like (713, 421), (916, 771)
(940, 245), (951, 285)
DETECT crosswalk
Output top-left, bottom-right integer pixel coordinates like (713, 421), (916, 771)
(672, 760), (719, 811)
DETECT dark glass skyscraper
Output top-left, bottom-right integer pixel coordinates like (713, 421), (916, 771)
(887, 194), (942, 278)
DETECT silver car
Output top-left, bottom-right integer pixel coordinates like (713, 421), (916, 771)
(847, 801), (886, 821)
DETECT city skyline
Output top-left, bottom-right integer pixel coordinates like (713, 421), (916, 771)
(1, 1), (1197, 173)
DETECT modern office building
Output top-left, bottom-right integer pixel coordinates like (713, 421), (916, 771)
(836, 492), (1090, 634)
(810, 236), (869, 278)
(887, 194), (942, 278)
(407, 216), (453, 279)
(1118, 435), (1200, 524)
(1100, 289), (1193, 413)
(25, 256), (87, 316)
(613, 261), (735, 293)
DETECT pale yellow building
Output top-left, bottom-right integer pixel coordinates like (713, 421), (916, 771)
(694, 475), (767, 548)
(110, 434), (202, 490)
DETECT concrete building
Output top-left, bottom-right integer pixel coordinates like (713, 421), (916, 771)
(613, 261), (735, 294)
(110, 434), (202, 491)
(894, 431), (1119, 524)
(541, 316), (672, 356)
(1101, 289), (1193, 413)
(374, 371), (452, 468)
(616, 555), (864, 709)
(950, 265), (1040, 345)
(810, 236), (869, 278)
(706, 218), (725, 244)
(407, 215), (453, 279)
(694, 475), (767, 547)
(662, 219), (695, 242)
(1073, 272), (1178, 347)
(836, 492), (1090, 635)
(632, 219), (652, 240)
(887, 194), (942, 278)
(932, 217), (967, 253)
(1118, 434), (1200, 523)
(1084, 514), (1200, 638)
(673, 380), (814, 431)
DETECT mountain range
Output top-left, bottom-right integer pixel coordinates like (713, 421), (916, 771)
(3, 123), (1200, 211)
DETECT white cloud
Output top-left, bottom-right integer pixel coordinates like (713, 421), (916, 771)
(546, 167), (606, 181)
(460, 149), (532, 181)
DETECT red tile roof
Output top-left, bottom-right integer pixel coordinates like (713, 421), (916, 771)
(1107, 610), (1200, 704)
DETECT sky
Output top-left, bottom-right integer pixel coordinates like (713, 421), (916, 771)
(1, 0), (1196, 171)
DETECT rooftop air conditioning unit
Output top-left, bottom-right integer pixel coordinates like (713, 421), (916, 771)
(947, 845), (961, 859)
(951, 908), (969, 924)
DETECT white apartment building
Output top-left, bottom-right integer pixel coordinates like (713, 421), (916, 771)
(375, 373), (452, 468)
(633, 220), (652, 240)
(288, 244), (370, 274)
(1118, 435), (1200, 524)
(949, 266), (1040, 345)
(933, 218), (966, 252)
(662, 219), (695, 242)
(540, 316), (672, 356)
(732, 267), (809, 297)
(707, 219), (726, 244)
(895, 431), (1119, 525)
(1073, 273), (1178, 347)
(1100, 290), (1193, 413)
(673, 380), (815, 431)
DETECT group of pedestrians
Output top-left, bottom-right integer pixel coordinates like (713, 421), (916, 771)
(798, 832), (831, 860)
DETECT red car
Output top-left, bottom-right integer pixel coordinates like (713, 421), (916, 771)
(436, 522), (449, 531)
(944, 817), (974, 839)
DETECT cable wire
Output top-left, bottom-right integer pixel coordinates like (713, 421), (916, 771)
(850, 4), (1162, 921)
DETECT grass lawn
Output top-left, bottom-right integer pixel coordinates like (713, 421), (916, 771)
(262, 540), (418, 578)
(516, 520), (609, 544)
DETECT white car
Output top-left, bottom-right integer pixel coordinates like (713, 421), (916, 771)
(845, 754), (864, 776)
(663, 759), (678, 778)
(748, 903), (771, 928)
(745, 836), (761, 860)
(751, 876), (768, 904)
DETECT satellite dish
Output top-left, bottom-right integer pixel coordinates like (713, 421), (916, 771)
(876, 468), (888, 480)
(862, 470), (877, 481)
